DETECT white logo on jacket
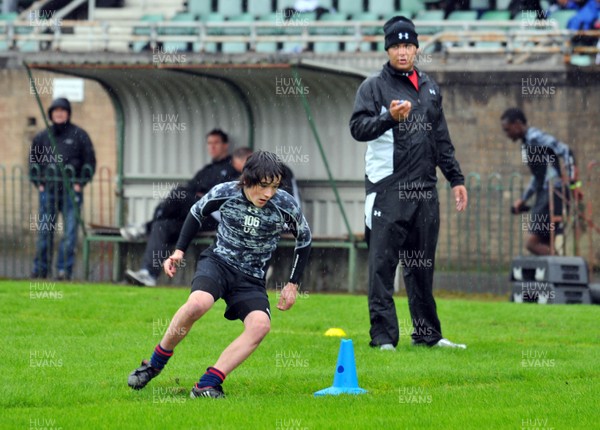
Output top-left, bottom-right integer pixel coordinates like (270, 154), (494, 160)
(429, 89), (436, 95)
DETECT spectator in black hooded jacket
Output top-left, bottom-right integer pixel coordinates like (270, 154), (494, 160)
(29, 97), (96, 280)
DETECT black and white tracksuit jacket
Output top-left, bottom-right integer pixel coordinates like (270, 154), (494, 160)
(350, 62), (464, 220)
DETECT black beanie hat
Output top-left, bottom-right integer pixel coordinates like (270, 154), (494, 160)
(47, 97), (71, 119)
(384, 16), (419, 50)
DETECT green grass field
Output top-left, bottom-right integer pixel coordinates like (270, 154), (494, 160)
(1, 280), (598, 430)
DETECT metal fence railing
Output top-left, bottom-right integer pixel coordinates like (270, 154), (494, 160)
(435, 167), (600, 280)
(1, 18), (599, 58)
(1, 164), (598, 285)
(0, 164), (114, 279)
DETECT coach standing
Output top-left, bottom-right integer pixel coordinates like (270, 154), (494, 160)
(349, 16), (468, 350)
(29, 97), (96, 280)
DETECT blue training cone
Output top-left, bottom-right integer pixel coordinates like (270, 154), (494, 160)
(314, 338), (367, 396)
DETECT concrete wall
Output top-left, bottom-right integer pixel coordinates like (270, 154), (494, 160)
(432, 68), (599, 182)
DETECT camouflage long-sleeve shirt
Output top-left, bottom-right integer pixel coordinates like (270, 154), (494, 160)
(176, 181), (312, 283)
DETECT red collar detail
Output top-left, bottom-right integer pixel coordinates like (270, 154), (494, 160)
(408, 71), (419, 91)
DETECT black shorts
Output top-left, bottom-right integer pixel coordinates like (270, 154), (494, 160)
(191, 254), (270, 322)
(529, 187), (567, 238)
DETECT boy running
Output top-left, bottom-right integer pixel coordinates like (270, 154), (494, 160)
(128, 151), (312, 398)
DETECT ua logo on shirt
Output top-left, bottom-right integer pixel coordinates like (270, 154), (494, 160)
(429, 89), (436, 95)
(374, 210), (382, 217)
(243, 214), (261, 234)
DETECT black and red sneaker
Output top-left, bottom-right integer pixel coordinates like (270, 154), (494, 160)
(190, 383), (225, 399)
(128, 359), (161, 390)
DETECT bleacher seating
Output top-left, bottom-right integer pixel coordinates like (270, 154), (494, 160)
(351, 12), (381, 35)
(338, 0), (365, 15)
(222, 41), (248, 53)
(217, 0), (244, 17)
(131, 13), (163, 52)
(276, 0), (297, 9)
(281, 11), (316, 36)
(470, 0), (491, 10)
(317, 0), (334, 7)
(199, 12), (225, 35)
(0, 0), (595, 63)
(247, 0), (273, 16)
(162, 12), (196, 52)
(0, 12), (18, 21)
(480, 10), (511, 22)
(393, 10), (416, 19)
(414, 9), (445, 35)
(400, 0), (426, 15)
(255, 41), (278, 52)
(368, 0), (396, 16)
(0, 12), (17, 50)
(257, 13), (283, 35)
(447, 10), (479, 25)
(314, 40), (342, 53)
(94, 0), (185, 21)
(220, 12), (254, 52)
(495, 0), (511, 10)
(225, 13), (255, 35)
(311, 12), (351, 35)
(477, 9), (511, 48)
(344, 41), (374, 52)
(187, 0), (212, 17)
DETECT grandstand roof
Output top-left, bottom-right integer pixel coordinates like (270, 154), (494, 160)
(25, 54), (367, 177)
(22, 54), (370, 234)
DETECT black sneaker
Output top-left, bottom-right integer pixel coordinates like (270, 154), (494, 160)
(190, 383), (225, 399)
(128, 359), (161, 390)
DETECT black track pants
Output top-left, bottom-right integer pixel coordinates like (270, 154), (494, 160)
(366, 187), (443, 347)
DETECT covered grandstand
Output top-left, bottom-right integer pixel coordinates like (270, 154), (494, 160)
(1, 0), (599, 292)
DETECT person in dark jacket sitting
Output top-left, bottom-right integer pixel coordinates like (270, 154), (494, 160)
(124, 129), (238, 287)
(29, 97), (97, 280)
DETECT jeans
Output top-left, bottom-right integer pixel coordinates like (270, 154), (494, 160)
(33, 188), (83, 278)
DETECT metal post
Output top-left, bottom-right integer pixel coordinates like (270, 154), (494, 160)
(2, 0), (16, 14)
(88, 0), (95, 21)
(291, 65), (355, 244)
(348, 244), (356, 293)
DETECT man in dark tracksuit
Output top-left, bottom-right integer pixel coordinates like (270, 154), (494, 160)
(350, 16), (468, 350)
(124, 129), (238, 286)
(29, 97), (96, 280)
